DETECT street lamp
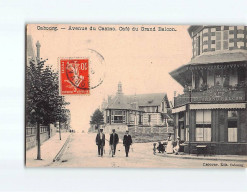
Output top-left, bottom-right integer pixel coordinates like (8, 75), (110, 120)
(31, 108), (42, 160)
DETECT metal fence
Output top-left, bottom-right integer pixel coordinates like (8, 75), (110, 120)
(26, 126), (48, 136)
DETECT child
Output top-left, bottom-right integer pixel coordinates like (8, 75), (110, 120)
(153, 143), (157, 155)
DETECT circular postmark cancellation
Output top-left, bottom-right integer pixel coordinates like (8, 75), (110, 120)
(59, 49), (106, 95)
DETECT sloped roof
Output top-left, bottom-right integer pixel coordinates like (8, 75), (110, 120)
(169, 50), (247, 84)
(189, 50), (247, 65)
(106, 95), (132, 110)
(106, 93), (169, 110)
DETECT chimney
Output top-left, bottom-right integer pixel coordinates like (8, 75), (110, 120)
(117, 81), (123, 95)
(36, 41), (41, 63)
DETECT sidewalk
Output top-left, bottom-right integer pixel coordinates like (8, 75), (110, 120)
(156, 152), (247, 162)
(25, 132), (71, 167)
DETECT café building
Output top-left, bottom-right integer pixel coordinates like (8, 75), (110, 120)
(170, 26), (247, 155)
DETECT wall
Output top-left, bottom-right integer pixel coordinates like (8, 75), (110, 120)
(104, 123), (128, 134)
(143, 113), (162, 126)
(183, 109), (247, 155)
(25, 124), (57, 150)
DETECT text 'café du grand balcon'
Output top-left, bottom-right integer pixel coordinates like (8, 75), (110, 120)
(170, 26), (247, 155)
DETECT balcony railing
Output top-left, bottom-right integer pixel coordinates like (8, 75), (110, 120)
(174, 87), (246, 108)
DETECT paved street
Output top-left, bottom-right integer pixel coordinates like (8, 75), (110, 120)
(50, 133), (246, 168)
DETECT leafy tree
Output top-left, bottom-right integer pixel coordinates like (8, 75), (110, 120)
(26, 58), (70, 159)
(90, 109), (104, 130)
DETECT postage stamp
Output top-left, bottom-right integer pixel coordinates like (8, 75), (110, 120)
(60, 58), (90, 95)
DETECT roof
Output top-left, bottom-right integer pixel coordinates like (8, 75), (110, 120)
(170, 50), (247, 76)
(106, 93), (169, 110)
(169, 50), (247, 87)
(189, 50), (247, 65)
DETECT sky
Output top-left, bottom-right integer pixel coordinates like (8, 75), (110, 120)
(27, 24), (192, 131)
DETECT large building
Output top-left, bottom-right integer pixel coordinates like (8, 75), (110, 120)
(103, 82), (171, 133)
(170, 26), (247, 155)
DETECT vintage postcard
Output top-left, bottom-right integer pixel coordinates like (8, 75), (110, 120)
(25, 24), (247, 168)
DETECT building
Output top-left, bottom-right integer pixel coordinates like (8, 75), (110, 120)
(170, 26), (247, 155)
(104, 82), (171, 133)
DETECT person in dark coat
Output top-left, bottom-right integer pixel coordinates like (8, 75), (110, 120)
(95, 129), (105, 157)
(123, 130), (132, 157)
(109, 129), (119, 157)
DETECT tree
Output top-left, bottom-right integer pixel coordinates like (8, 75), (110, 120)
(90, 109), (104, 131)
(26, 58), (70, 159)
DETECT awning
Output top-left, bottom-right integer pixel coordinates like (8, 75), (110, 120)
(172, 105), (186, 113)
(190, 103), (246, 110)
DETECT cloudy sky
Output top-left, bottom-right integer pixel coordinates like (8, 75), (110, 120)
(27, 24), (192, 131)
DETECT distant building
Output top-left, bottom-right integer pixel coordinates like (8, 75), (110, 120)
(170, 26), (247, 155)
(103, 82), (171, 133)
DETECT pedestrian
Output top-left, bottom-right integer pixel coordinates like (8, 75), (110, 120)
(157, 141), (163, 153)
(166, 133), (173, 154)
(109, 129), (119, 157)
(95, 129), (105, 157)
(173, 137), (180, 155)
(123, 130), (132, 157)
(153, 143), (156, 155)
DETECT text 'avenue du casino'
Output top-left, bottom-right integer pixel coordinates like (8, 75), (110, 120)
(36, 25), (177, 32)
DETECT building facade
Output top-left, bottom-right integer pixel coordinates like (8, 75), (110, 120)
(170, 26), (247, 155)
(103, 82), (171, 133)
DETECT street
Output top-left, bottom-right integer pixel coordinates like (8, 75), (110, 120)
(50, 133), (245, 168)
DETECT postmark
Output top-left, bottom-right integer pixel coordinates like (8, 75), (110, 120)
(60, 58), (90, 95)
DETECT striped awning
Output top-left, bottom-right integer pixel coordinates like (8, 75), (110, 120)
(172, 105), (186, 113)
(190, 103), (246, 110)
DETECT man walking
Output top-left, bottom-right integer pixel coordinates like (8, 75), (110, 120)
(109, 129), (119, 157)
(95, 129), (105, 157)
(123, 130), (132, 157)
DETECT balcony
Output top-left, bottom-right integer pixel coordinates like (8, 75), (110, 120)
(174, 86), (246, 108)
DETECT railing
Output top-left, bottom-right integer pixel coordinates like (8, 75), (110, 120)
(112, 120), (124, 123)
(26, 126), (48, 136)
(174, 87), (246, 108)
(26, 127), (36, 136)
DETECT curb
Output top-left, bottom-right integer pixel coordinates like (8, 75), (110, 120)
(53, 134), (71, 162)
(156, 153), (247, 162)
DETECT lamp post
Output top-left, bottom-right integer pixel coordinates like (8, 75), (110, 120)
(31, 108), (42, 160)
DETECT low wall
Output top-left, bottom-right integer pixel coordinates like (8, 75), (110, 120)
(104, 124), (128, 134)
(25, 124), (56, 150)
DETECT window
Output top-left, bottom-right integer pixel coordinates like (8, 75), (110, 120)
(228, 111), (238, 142)
(216, 30), (229, 51)
(196, 36), (201, 55)
(139, 112), (143, 125)
(196, 110), (211, 141)
(223, 30), (229, 50)
(215, 70), (226, 86)
(112, 110), (126, 123)
(238, 68), (246, 85)
(216, 32), (221, 50)
(106, 110), (110, 123)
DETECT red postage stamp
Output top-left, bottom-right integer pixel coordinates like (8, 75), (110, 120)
(60, 58), (90, 95)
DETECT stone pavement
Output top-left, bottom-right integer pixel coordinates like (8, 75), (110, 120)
(25, 132), (71, 167)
